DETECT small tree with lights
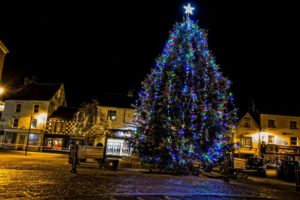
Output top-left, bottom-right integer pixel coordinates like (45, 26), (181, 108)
(131, 4), (237, 173)
(71, 99), (111, 145)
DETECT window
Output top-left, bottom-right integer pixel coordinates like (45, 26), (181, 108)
(241, 137), (252, 147)
(15, 104), (21, 113)
(291, 137), (297, 145)
(106, 138), (130, 156)
(290, 121), (297, 129)
(50, 122), (56, 132)
(55, 122), (62, 132)
(33, 105), (39, 113)
(12, 118), (19, 128)
(268, 119), (275, 128)
(61, 123), (66, 133)
(4, 132), (17, 144)
(29, 133), (39, 145)
(244, 119), (250, 128)
(108, 110), (117, 121)
(268, 135), (275, 144)
(31, 118), (37, 128)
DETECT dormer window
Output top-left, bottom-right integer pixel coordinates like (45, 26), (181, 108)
(290, 121), (297, 129)
(268, 119), (276, 128)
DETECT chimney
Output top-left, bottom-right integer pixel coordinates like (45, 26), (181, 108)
(248, 98), (256, 113)
(127, 89), (134, 97)
(23, 76), (38, 86)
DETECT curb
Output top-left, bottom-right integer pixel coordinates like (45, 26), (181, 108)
(200, 171), (224, 179)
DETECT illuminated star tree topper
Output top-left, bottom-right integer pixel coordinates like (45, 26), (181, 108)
(184, 3), (195, 16)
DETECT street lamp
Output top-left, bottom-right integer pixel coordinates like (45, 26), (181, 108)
(25, 115), (33, 156)
(0, 86), (4, 96)
(24, 112), (47, 156)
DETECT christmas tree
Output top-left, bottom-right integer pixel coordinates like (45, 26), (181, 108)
(131, 4), (237, 173)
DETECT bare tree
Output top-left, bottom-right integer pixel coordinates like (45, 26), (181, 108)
(71, 99), (111, 145)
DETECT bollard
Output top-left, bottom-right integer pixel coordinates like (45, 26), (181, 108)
(223, 152), (230, 182)
(296, 161), (300, 192)
(71, 144), (78, 174)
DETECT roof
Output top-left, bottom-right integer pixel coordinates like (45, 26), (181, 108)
(49, 106), (78, 120)
(98, 93), (135, 109)
(237, 112), (261, 128)
(5, 83), (62, 101)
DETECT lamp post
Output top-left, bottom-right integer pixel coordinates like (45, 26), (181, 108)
(25, 115), (33, 156)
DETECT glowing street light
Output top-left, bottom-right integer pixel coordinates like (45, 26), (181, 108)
(0, 86), (4, 96)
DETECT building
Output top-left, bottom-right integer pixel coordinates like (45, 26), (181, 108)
(44, 106), (78, 152)
(42, 93), (137, 157)
(0, 82), (66, 151)
(94, 93), (136, 157)
(0, 41), (9, 115)
(234, 111), (300, 166)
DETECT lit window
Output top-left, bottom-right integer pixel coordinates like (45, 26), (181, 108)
(268, 120), (275, 128)
(106, 138), (130, 156)
(16, 104), (21, 113)
(29, 134), (39, 145)
(268, 135), (275, 144)
(50, 122), (56, 132)
(290, 121), (297, 129)
(61, 123), (66, 133)
(33, 105), (39, 113)
(241, 137), (252, 147)
(31, 118), (37, 128)
(12, 118), (19, 128)
(55, 122), (62, 132)
(108, 110), (117, 121)
(291, 137), (297, 145)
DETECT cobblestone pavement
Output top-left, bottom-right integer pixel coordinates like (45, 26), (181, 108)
(0, 150), (298, 199)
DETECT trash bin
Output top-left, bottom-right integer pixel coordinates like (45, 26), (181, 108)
(106, 159), (119, 170)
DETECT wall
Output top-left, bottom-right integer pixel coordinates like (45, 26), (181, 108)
(1, 100), (49, 130)
(234, 112), (261, 156)
(98, 106), (135, 129)
(261, 114), (300, 146)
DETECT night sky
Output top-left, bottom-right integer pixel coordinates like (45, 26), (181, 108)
(1, 0), (300, 114)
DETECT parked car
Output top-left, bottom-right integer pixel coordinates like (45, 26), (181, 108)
(246, 157), (266, 177)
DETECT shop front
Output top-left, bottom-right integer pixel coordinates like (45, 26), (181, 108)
(106, 129), (132, 157)
(43, 134), (70, 152)
(262, 144), (300, 167)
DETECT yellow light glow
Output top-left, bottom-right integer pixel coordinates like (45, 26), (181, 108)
(0, 86), (4, 95)
(36, 113), (47, 124)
